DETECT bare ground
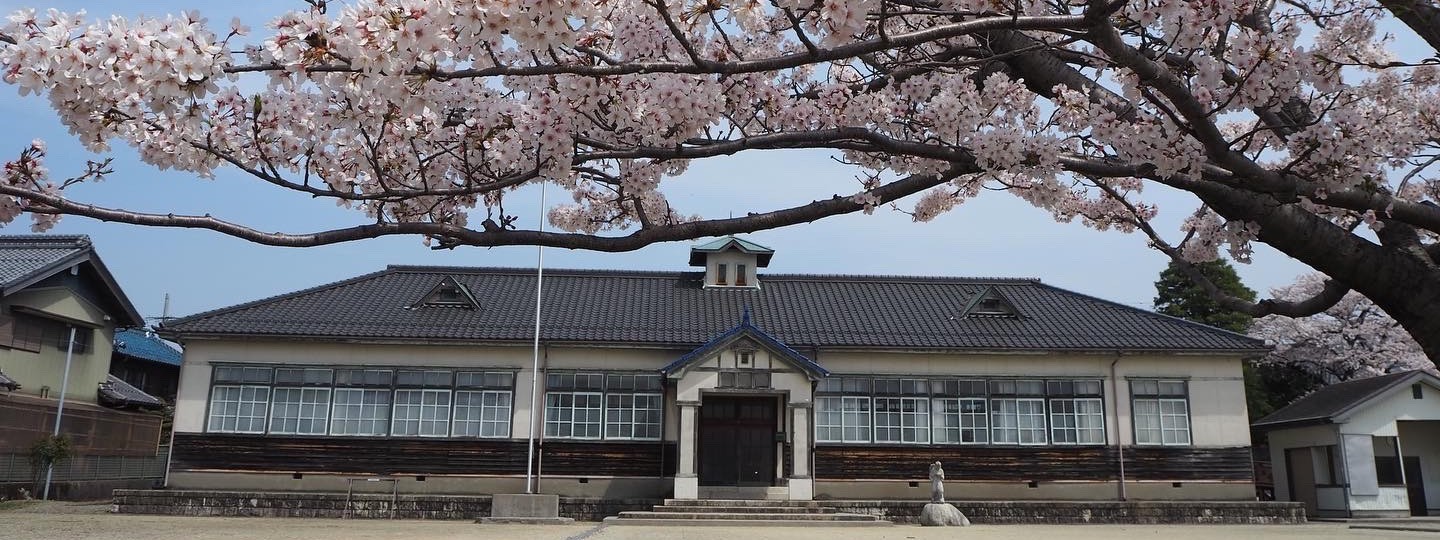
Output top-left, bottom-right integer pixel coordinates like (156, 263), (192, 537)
(0, 506), (1431, 540)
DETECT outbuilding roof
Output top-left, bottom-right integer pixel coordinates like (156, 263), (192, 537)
(114, 329), (183, 367)
(0, 370), (18, 391)
(162, 265), (1267, 354)
(1252, 369), (1437, 430)
(98, 374), (165, 409)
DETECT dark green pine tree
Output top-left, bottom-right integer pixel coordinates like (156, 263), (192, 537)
(1153, 260), (1299, 421)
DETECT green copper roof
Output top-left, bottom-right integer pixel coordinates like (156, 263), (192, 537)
(688, 236), (774, 267)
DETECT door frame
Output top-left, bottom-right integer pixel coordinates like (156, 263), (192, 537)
(697, 393), (783, 487)
(1405, 456), (1428, 516)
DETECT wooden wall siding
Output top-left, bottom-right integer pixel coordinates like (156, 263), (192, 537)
(171, 433), (675, 477)
(813, 445), (1253, 482)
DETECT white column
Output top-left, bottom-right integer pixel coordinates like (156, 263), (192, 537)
(788, 403), (814, 500)
(675, 401), (700, 499)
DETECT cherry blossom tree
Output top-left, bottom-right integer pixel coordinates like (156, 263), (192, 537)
(1251, 273), (1432, 383)
(3, 1), (1440, 359)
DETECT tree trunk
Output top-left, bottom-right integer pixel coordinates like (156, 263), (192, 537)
(1193, 184), (1440, 363)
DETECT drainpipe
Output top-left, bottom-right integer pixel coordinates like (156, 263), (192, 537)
(43, 326), (78, 501)
(1111, 352), (1127, 501)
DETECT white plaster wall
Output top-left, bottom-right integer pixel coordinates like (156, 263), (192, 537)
(1399, 420), (1440, 513)
(1341, 379), (1440, 436)
(1317, 486), (1347, 512)
(703, 251), (759, 287)
(1350, 486), (1410, 513)
(1266, 424), (1341, 502)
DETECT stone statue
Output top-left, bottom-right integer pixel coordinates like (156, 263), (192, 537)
(929, 461), (945, 503)
(919, 461), (970, 527)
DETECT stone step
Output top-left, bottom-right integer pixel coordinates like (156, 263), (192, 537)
(697, 486), (790, 500)
(603, 516), (893, 527)
(617, 511), (880, 521)
(662, 499), (826, 508)
(651, 505), (837, 514)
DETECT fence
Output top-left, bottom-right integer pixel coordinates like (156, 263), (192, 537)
(0, 445), (168, 483)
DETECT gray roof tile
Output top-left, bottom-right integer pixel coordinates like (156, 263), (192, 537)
(163, 266), (1267, 353)
(98, 374), (164, 409)
(0, 235), (90, 290)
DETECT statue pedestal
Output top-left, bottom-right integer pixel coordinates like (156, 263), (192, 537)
(919, 502), (970, 527)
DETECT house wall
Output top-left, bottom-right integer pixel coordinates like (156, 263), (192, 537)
(1266, 424), (1340, 503)
(1339, 379), (1440, 517)
(1399, 420), (1440, 514)
(170, 339), (1252, 500)
(702, 251), (759, 287)
(0, 287), (116, 404)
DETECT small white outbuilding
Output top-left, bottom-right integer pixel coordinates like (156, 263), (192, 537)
(1255, 369), (1440, 518)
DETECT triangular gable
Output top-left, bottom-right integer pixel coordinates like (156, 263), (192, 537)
(687, 236), (775, 267)
(408, 276), (479, 310)
(1332, 370), (1440, 424)
(961, 285), (1022, 318)
(660, 310), (828, 380)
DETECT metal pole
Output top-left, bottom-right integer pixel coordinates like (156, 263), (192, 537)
(43, 326), (78, 501)
(525, 184), (548, 495)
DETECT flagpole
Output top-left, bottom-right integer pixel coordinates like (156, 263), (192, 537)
(525, 183), (547, 495)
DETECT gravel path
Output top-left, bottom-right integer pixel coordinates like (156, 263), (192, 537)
(0, 510), (1431, 540)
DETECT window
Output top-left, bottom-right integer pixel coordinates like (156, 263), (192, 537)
(816, 396), (871, 443)
(717, 264), (728, 285)
(9, 315), (90, 353)
(736, 264), (748, 286)
(1132, 380), (1190, 445)
(330, 388), (391, 436)
(269, 387), (332, 435)
(1374, 436), (1404, 485)
(933, 398), (988, 444)
(719, 371), (771, 389)
(545, 392), (603, 438)
(1415, 384), (1425, 400)
(606, 393), (663, 439)
(453, 371), (513, 438)
(207, 385), (271, 433)
(392, 389), (451, 437)
(1050, 398), (1105, 444)
(991, 398), (1047, 444)
(874, 397), (930, 443)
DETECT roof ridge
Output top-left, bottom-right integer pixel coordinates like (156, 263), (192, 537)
(0, 234), (90, 245)
(1033, 281), (1268, 348)
(384, 264), (1039, 283)
(1253, 369), (1432, 427)
(161, 267), (398, 329)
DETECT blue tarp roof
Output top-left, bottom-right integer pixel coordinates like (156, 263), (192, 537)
(114, 329), (182, 366)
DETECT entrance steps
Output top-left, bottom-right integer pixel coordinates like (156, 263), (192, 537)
(603, 499), (892, 527)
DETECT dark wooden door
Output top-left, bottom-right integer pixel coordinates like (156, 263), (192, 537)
(1406, 456), (1428, 516)
(699, 396), (777, 486)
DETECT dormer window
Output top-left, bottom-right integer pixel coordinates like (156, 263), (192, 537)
(690, 236), (773, 289)
(963, 286), (1021, 318)
(411, 276), (479, 310)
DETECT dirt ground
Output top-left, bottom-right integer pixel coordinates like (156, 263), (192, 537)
(0, 501), (1431, 540)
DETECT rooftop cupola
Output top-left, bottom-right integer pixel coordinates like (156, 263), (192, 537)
(689, 236), (773, 288)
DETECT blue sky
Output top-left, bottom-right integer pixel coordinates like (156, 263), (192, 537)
(0, 0), (1320, 324)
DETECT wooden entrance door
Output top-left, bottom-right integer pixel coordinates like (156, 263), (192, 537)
(699, 396), (777, 486)
(1406, 456), (1428, 516)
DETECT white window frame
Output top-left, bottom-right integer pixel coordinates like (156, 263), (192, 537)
(816, 396), (871, 443)
(933, 398), (988, 444)
(874, 396), (930, 444)
(329, 388), (391, 436)
(604, 393), (663, 440)
(1049, 397), (1105, 445)
(268, 387), (332, 435)
(392, 388), (452, 437)
(453, 390), (512, 438)
(545, 391), (604, 439)
(1132, 379), (1191, 446)
(991, 397), (1047, 445)
(206, 385), (270, 434)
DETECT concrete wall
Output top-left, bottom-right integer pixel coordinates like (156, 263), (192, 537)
(1266, 424), (1340, 502)
(814, 480), (1252, 501)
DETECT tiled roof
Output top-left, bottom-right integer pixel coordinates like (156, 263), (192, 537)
(114, 329), (183, 367)
(662, 309), (829, 379)
(1252, 370), (1433, 430)
(0, 370), (18, 391)
(0, 235), (144, 326)
(0, 235), (91, 290)
(98, 374), (165, 409)
(162, 266), (1267, 353)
